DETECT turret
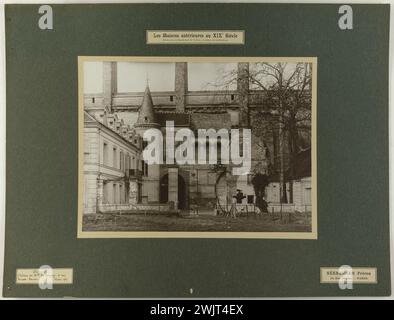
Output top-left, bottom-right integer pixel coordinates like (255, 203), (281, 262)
(135, 85), (160, 130)
(134, 84), (160, 203)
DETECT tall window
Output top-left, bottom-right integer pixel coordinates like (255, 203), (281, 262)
(119, 184), (123, 204)
(125, 154), (128, 171)
(142, 160), (148, 176)
(142, 160), (145, 176)
(113, 184), (117, 204)
(217, 139), (222, 164)
(138, 184), (142, 204)
(103, 142), (108, 165)
(113, 147), (117, 169)
(103, 182), (108, 204)
(120, 151), (124, 171)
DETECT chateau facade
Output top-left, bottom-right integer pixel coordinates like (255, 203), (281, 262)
(83, 62), (311, 215)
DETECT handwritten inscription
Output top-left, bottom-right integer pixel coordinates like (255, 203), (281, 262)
(16, 268), (73, 284)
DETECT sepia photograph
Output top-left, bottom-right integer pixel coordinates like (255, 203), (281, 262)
(3, 1), (392, 300)
(78, 57), (317, 238)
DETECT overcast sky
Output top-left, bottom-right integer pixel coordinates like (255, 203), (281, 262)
(83, 61), (305, 94)
(83, 61), (237, 93)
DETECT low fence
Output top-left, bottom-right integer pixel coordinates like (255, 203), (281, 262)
(98, 203), (171, 214)
(217, 204), (260, 215)
(268, 203), (312, 213)
(217, 203), (312, 215)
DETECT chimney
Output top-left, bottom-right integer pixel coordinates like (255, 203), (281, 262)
(103, 62), (117, 110)
(175, 62), (188, 112)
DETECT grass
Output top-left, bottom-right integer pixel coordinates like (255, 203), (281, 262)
(83, 212), (312, 232)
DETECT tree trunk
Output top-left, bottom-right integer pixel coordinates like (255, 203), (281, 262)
(278, 103), (286, 207)
(287, 113), (299, 204)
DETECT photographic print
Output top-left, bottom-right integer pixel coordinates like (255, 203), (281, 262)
(79, 57), (317, 238)
(3, 3), (390, 298)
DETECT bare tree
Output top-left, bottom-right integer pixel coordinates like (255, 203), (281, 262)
(212, 62), (312, 207)
(250, 62), (311, 204)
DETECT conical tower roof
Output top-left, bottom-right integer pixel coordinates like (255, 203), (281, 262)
(136, 85), (158, 126)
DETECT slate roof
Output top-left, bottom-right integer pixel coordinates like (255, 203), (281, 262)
(156, 111), (232, 130)
(156, 112), (191, 127)
(136, 85), (158, 125)
(190, 112), (232, 130)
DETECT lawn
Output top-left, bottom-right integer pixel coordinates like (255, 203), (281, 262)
(83, 212), (311, 232)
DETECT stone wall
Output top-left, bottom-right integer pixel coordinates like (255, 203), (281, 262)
(83, 127), (100, 214)
(293, 177), (312, 212)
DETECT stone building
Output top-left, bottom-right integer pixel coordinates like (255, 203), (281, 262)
(83, 61), (312, 215)
(83, 110), (143, 214)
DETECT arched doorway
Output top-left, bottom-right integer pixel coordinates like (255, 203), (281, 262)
(159, 174), (187, 210)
